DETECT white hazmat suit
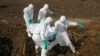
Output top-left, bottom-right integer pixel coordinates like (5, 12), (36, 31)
(23, 4), (34, 37)
(54, 16), (78, 53)
(31, 17), (57, 56)
(37, 4), (55, 23)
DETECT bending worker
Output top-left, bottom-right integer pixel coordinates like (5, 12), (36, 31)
(37, 4), (55, 23)
(54, 15), (85, 53)
(23, 4), (34, 37)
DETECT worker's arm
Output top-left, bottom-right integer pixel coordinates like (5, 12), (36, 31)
(40, 24), (48, 49)
(30, 8), (33, 19)
(37, 10), (43, 23)
(48, 9), (56, 16)
(54, 21), (59, 31)
(67, 20), (85, 29)
(76, 23), (85, 29)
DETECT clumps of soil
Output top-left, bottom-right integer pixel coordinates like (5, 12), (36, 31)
(85, 30), (100, 47)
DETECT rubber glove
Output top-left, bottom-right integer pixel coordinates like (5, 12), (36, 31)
(28, 19), (33, 24)
(37, 19), (41, 23)
(42, 39), (48, 49)
(52, 33), (56, 40)
(76, 23), (85, 29)
(52, 12), (56, 16)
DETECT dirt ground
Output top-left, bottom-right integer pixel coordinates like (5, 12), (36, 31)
(0, 0), (100, 56)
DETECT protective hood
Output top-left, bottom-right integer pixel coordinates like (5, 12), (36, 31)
(59, 15), (66, 23)
(44, 17), (53, 25)
(43, 4), (49, 10)
(28, 4), (34, 8)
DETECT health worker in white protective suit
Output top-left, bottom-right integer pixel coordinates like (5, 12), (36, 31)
(36, 3), (56, 39)
(32, 17), (57, 56)
(37, 4), (55, 23)
(54, 15), (85, 53)
(23, 4), (34, 37)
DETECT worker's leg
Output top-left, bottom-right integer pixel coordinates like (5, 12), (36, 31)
(35, 45), (42, 56)
(47, 40), (58, 50)
(35, 45), (39, 54)
(63, 32), (76, 53)
(68, 42), (75, 53)
(26, 27), (32, 37)
(41, 48), (47, 56)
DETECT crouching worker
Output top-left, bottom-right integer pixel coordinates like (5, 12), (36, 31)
(54, 15), (85, 53)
